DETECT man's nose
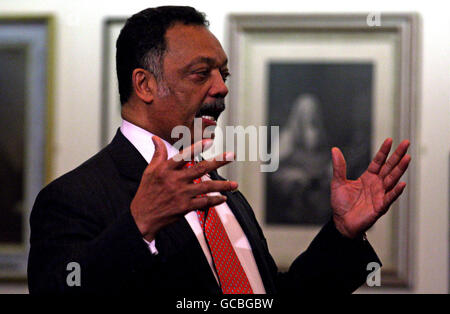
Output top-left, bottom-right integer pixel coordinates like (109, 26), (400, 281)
(208, 70), (229, 98)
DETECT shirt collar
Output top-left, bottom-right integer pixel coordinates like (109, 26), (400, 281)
(120, 119), (179, 163)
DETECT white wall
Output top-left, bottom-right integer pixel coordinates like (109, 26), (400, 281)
(0, 0), (448, 294)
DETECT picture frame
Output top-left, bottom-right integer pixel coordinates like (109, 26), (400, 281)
(101, 18), (126, 146)
(226, 14), (419, 288)
(0, 16), (55, 281)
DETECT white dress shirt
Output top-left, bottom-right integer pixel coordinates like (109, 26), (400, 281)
(120, 120), (266, 293)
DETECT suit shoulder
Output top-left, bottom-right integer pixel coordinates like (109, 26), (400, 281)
(37, 145), (117, 203)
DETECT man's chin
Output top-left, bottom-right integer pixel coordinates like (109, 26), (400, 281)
(202, 123), (216, 137)
(188, 117), (218, 142)
(205, 131), (216, 140)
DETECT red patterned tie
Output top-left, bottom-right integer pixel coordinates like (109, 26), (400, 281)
(185, 161), (253, 294)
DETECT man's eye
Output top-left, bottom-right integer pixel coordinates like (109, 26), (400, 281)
(193, 70), (210, 78)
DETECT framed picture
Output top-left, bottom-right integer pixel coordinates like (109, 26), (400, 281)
(226, 14), (419, 288)
(0, 16), (54, 280)
(101, 18), (126, 146)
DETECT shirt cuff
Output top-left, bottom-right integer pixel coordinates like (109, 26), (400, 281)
(143, 238), (159, 255)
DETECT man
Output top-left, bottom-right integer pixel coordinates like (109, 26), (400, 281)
(28, 6), (411, 294)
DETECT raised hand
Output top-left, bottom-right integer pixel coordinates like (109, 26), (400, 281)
(130, 136), (237, 242)
(331, 138), (411, 239)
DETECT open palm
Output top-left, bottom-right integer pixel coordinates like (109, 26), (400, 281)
(331, 138), (411, 239)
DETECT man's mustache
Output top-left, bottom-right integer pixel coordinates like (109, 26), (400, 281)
(195, 98), (225, 120)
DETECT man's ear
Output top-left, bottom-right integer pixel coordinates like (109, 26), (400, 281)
(132, 68), (156, 104)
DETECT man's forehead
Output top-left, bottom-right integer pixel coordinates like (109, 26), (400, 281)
(164, 24), (227, 64)
(165, 22), (212, 39)
(185, 56), (228, 68)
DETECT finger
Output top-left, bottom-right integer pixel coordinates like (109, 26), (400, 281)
(367, 138), (393, 174)
(187, 180), (238, 196)
(169, 139), (214, 168)
(331, 147), (347, 184)
(383, 154), (411, 191)
(382, 181), (407, 213)
(379, 139), (410, 179)
(186, 195), (228, 212)
(370, 181), (384, 213)
(150, 136), (168, 165)
(184, 152), (235, 180)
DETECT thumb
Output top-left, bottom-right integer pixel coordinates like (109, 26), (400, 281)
(331, 147), (347, 184)
(150, 136), (168, 165)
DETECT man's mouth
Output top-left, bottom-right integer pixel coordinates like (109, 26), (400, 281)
(200, 115), (216, 125)
(195, 98), (225, 124)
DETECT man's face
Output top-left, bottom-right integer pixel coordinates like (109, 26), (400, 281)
(151, 23), (229, 144)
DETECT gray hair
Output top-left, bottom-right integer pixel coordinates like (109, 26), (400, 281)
(141, 48), (170, 97)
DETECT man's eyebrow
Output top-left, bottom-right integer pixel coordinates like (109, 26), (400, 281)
(181, 56), (228, 71)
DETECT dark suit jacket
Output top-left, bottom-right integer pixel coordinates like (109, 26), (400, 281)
(28, 130), (380, 295)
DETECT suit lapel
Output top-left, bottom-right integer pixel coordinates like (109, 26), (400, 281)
(155, 217), (221, 294)
(106, 129), (148, 182)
